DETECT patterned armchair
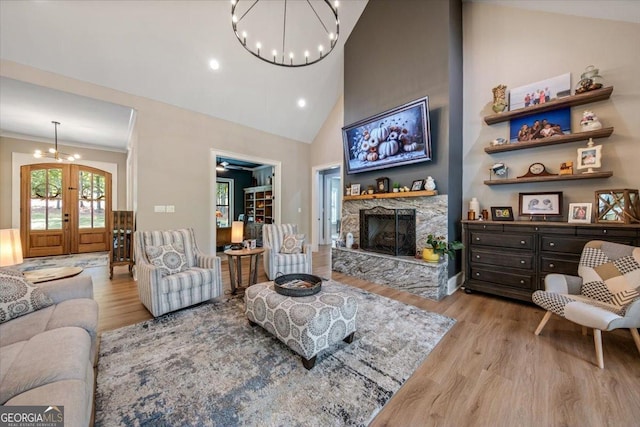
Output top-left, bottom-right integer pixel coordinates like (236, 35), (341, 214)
(262, 224), (312, 280)
(533, 240), (640, 368)
(133, 228), (222, 317)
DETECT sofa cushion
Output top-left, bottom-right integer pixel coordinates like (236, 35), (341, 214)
(0, 270), (53, 324)
(0, 299), (98, 350)
(145, 243), (187, 275)
(0, 326), (91, 404)
(280, 234), (305, 254)
(159, 267), (215, 294)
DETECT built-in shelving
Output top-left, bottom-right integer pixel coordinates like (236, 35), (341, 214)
(483, 86), (613, 125)
(484, 127), (614, 154)
(344, 190), (437, 201)
(484, 171), (613, 186)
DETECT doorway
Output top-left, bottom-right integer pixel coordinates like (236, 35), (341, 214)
(311, 163), (341, 251)
(20, 163), (112, 257)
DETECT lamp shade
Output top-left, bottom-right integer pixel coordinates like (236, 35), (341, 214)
(231, 221), (244, 244)
(0, 229), (24, 267)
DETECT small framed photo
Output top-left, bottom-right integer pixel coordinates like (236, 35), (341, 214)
(411, 180), (424, 191)
(490, 206), (514, 221)
(577, 144), (602, 170)
(519, 191), (563, 217)
(568, 203), (592, 223)
(350, 184), (361, 196)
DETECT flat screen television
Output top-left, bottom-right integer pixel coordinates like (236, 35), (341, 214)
(342, 96), (432, 174)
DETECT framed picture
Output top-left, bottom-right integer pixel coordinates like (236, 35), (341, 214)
(342, 96), (432, 174)
(509, 108), (571, 143)
(519, 191), (563, 217)
(350, 184), (360, 196)
(490, 206), (514, 221)
(577, 144), (602, 170)
(595, 189), (640, 224)
(568, 203), (592, 223)
(411, 179), (424, 191)
(509, 72), (571, 111)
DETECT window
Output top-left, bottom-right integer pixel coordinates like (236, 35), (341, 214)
(216, 179), (233, 227)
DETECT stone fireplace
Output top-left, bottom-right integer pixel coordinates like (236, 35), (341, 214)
(360, 207), (416, 256)
(332, 194), (449, 300)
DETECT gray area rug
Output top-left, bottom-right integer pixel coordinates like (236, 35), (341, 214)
(17, 252), (108, 271)
(95, 280), (455, 426)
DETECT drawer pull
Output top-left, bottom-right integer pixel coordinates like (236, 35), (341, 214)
(603, 229), (607, 234)
(476, 255), (480, 259)
(520, 240), (526, 245)
(520, 280), (525, 284)
(549, 263), (555, 268)
(476, 237), (480, 241)
(476, 272), (480, 277)
(520, 260), (526, 264)
(549, 242), (555, 247)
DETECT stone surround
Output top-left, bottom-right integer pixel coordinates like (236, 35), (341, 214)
(333, 194), (449, 300)
(332, 247), (448, 300)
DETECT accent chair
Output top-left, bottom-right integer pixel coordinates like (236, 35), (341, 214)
(262, 223), (312, 280)
(134, 228), (222, 317)
(532, 240), (640, 368)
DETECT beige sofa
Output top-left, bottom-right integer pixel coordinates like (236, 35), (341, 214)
(0, 274), (99, 427)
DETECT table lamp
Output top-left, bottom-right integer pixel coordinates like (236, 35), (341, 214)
(0, 229), (24, 267)
(231, 221), (244, 249)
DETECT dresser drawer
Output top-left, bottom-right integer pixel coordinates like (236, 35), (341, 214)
(470, 267), (535, 290)
(471, 248), (533, 269)
(576, 227), (638, 238)
(470, 232), (534, 250)
(540, 256), (580, 275)
(540, 236), (590, 254)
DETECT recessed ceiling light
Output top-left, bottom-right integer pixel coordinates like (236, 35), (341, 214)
(209, 59), (220, 70)
(297, 98), (306, 108)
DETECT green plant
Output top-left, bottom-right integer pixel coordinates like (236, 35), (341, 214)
(426, 234), (464, 259)
(393, 182), (401, 188)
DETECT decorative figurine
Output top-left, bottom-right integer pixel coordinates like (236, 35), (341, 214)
(492, 84), (508, 113)
(580, 110), (603, 131)
(559, 161), (574, 175)
(575, 65), (604, 94)
(425, 176), (436, 191)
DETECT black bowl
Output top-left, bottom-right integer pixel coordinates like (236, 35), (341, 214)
(273, 273), (322, 297)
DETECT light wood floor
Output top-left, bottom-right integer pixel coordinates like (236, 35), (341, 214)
(88, 246), (640, 426)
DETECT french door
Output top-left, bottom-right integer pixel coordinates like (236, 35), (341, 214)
(20, 164), (112, 257)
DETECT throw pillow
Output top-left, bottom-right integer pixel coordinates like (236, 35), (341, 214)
(0, 270), (54, 324)
(145, 243), (187, 275)
(280, 234), (305, 254)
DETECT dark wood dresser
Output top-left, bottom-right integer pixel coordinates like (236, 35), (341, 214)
(462, 220), (640, 302)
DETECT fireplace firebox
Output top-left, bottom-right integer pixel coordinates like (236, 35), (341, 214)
(359, 206), (416, 256)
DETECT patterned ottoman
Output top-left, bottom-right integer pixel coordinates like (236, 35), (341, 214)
(245, 281), (358, 369)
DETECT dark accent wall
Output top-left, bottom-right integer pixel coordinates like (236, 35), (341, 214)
(344, 0), (463, 277)
(216, 169), (253, 220)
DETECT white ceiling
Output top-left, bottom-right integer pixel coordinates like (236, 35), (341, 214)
(1, 1), (638, 152)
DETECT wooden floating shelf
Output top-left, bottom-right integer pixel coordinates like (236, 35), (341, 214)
(344, 190), (438, 201)
(484, 86), (614, 125)
(484, 171), (612, 185)
(484, 127), (614, 154)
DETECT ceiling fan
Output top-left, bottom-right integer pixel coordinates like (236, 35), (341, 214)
(216, 160), (253, 172)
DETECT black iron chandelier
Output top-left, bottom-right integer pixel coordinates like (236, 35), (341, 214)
(231, 0), (340, 67)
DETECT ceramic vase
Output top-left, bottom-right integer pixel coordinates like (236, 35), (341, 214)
(422, 247), (441, 262)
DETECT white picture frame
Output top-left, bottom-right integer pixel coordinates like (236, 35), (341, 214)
(577, 145), (602, 170)
(568, 203), (592, 223)
(350, 184), (360, 196)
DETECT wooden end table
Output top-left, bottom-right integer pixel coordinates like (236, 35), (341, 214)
(23, 266), (83, 284)
(224, 247), (265, 294)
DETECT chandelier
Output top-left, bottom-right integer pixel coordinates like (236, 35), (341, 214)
(33, 121), (80, 162)
(231, 0), (340, 67)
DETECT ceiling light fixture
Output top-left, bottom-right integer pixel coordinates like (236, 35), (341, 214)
(297, 98), (306, 108)
(216, 161), (229, 172)
(209, 59), (220, 70)
(231, 0), (339, 68)
(33, 121), (80, 162)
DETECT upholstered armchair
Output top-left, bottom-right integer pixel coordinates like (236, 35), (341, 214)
(133, 228), (222, 317)
(262, 224), (312, 280)
(533, 240), (640, 368)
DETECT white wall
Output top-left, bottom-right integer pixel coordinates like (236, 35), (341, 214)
(1, 60), (311, 251)
(462, 3), (640, 217)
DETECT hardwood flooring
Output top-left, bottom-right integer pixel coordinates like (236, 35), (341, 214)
(87, 246), (640, 426)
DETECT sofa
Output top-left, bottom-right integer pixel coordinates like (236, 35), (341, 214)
(0, 271), (99, 427)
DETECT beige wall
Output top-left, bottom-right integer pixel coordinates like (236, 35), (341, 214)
(310, 95), (344, 169)
(0, 136), (127, 227)
(463, 3), (640, 217)
(0, 60), (311, 252)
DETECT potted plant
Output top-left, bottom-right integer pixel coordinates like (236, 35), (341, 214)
(423, 234), (464, 262)
(393, 182), (401, 193)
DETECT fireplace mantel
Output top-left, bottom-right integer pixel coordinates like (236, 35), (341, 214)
(343, 189), (437, 201)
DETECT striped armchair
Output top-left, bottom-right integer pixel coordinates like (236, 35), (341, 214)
(133, 228), (222, 317)
(262, 224), (312, 280)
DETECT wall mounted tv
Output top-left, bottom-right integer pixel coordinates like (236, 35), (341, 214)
(342, 96), (432, 175)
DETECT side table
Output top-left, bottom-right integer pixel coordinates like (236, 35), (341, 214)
(224, 247), (265, 294)
(23, 266), (83, 284)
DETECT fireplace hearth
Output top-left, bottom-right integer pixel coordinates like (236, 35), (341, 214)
(360, 206), (416, 256)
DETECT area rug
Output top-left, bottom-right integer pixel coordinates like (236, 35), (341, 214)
(95, 280), (455, 426)
(17, 252), (109, 271)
